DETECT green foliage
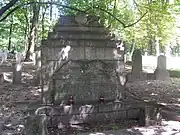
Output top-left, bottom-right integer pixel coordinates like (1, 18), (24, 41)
(0, 0), (179, 54)
(122, 0), (177, 53)
(168, 69), (180, 78)
(0, 0), (58, 51)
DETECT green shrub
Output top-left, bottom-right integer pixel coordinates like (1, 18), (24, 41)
(168, 69), (180, 78)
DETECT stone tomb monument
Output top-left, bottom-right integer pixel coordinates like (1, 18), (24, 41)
(41, 15), (126, 104)
(25, 15), (153, 134)
(154, 55), (170, 80)
(40, 15), (138, 127)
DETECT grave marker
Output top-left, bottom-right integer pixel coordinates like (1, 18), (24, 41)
(130, 49), (145, 82)
(154, 55), (170, 81)
(12, 63), (22, 84)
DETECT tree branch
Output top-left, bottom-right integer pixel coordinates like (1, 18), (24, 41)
(92, 6), (126, 27)
(107, 0), (117, 29)
(92, 6), (148, 28)
(0, 2), (85, 22)
(0, 1), (148, 28)
(0, 0), (19, 17)
(133, 0), (150, 11)
(124, 11), (148, 28)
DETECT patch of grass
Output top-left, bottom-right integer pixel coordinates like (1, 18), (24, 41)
(112, 125), (121, 130)
(168, 69), (180, 78)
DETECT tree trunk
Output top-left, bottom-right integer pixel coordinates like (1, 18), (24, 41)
(8, 15), (13, 51)
(25, 3), (40, 61)
(155, 37), (160, 56)
(42, 6), (48, 40)
(50, 0), (53, 21)
(130, 40), (136, 57)
(24, 10), (29, 52)
(149, 39), (153, 55)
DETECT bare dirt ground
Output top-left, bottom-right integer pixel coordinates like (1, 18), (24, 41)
(0, 71), (41, 135)
(0, 64), (180, 135)
(126, 79), (180, 112)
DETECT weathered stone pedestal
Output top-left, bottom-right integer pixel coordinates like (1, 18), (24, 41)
(154, 69), (170, 80)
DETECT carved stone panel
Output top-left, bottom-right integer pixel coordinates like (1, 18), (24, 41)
(51, 60), (117, 104)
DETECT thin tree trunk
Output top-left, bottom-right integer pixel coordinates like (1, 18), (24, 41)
(42, 6), (49, 40)
(50, 0), (53, 20)
(25, 3), (40, 61)
(176, 41), (180, 56)
(149, 39), (153, 55)
(148, 0), (153, 55)
(24, 9), (29, 52)
(155, 37), (160, 56)
(130, 39), (135, 57)
(8, 15), (13, 51)
(42, 11), (45, 41)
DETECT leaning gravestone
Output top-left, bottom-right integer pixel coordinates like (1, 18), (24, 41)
(129, 49), (145, 82)
(154, 55), (170, 81)
(0, 73), (4, 84)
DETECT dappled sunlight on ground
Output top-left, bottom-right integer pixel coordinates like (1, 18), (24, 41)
(30, 87), (41, 96)
(3, 72), (12, 83)
(78, 120), (180, 135)
(126, 80), (180, 111)
(133, 120), (180, 135)
(0, 62), (180, 134)
(0, 83), (41, 134)
(3, 71), (35, 84)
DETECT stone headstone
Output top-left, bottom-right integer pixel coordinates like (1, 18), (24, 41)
(33, 50), (41, 85)
(130, 49), (145, 82)
(12, 63), (22, 84)
(35, 50), (41, 68)
(157, 55), (166, 69)
(0, 73), (4, 84)
(154, 55), (170, 81)
(15, 52), (23, 64)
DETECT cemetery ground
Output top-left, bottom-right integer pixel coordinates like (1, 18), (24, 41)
(0, 63), (180, 135)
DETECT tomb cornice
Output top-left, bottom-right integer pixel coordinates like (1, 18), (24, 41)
(41, 39), (120, 48)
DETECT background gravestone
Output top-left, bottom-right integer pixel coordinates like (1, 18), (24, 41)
(154, 55), (170, 81)
(157, 55), (166, 69)
(129, 49), (145, 82)
(12, 63), (22, 84)
(0, 73), (4, 84)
